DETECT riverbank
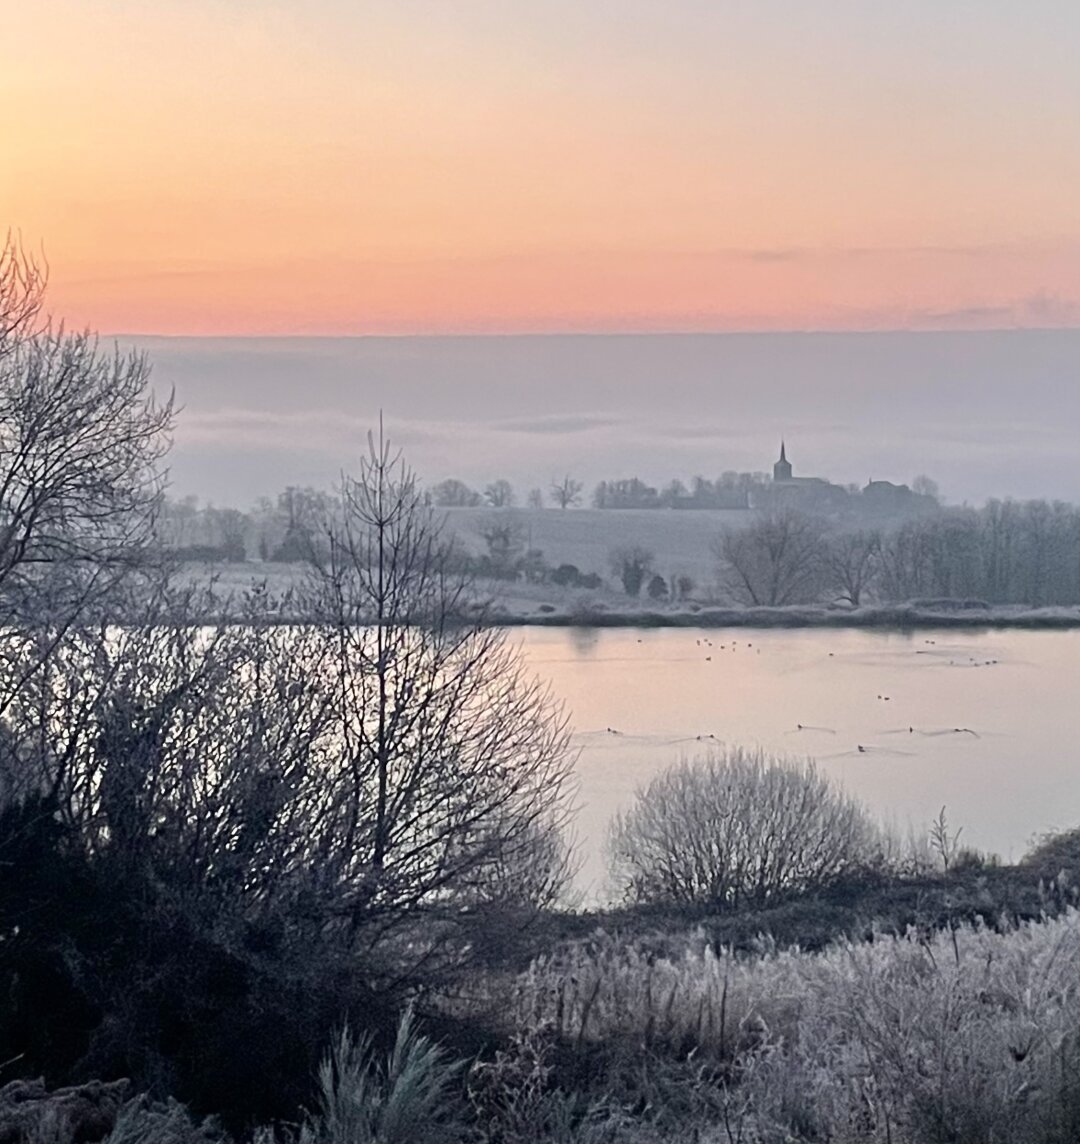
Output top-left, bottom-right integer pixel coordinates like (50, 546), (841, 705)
(179, 564), (1080, 629)
(498, 600), (1080, 629)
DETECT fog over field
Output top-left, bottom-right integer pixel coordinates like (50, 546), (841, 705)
(125, 330), (1080, 506)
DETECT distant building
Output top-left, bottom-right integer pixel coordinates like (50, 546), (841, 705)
(862, 479), (925, 513)
(863, 478), (907, 497)
(754, 443), (937, 519)
(759, 442), (847, 510)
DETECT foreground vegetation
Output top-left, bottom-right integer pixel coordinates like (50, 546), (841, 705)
(10, 728), (1080, 1143)
(8, 849), (1080, 1144)
(460, 904), (1080, 1143)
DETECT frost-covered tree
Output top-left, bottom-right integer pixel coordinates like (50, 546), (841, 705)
(716, 509), (829, 607)
(609, 748), (880, 908)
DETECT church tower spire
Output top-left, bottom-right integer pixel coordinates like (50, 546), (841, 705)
(774, 440), (793, 482)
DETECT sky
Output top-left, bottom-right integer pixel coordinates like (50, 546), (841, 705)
(5, 1), (1080, 335)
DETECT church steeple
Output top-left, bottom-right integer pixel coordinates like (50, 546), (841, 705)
(774, 440), (793, 482)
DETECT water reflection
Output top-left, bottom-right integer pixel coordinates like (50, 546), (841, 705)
(567, 626), (601, 656)
(517, 626), (1080, 901)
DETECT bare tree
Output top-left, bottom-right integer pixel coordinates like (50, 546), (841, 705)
(158, 494), (200, 549)
(927, 806), (964, 873)
(911, 474), (941, 503)
(0, 239), (174, 748)
(483, 479), (515, 508)
(0, 234), (46, 346)
(0, 239), (169, 819)
(608, 748), (881, 908)
(431, 478), (481, 508)
(715, 509), (829, 607)
(850, 502), (1080, 608)
(0, 267), (172, 621)
(549, 475), (583, 510)
(1, 428), (577, 969)
(457, 812), (578, 914)
(526, 487), (544, 510)
(206, 506), (249, 561)
(877, 517), (936, 602)
(823, 528), (882, 606)
(674, 574), (695, 601)
(300, 432), (576, 946)
(879, 510), (987, 604)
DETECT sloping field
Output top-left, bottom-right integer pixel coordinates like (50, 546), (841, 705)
(442, 506), (754, 586)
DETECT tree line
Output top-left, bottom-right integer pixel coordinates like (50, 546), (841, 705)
(425, 476), (582, 510)
(430, 471), (780, 511)
(719, 503), (1080, 608)
(462, 503), (1080, 609)
(160, 488), (1080, 610)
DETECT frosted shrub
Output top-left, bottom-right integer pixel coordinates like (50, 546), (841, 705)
(608, 748), (881, 907)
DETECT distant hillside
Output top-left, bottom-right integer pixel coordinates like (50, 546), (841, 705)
(442, 506), (754, 586)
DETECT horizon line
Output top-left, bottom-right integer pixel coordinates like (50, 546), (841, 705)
(108, 324), (1080, 341)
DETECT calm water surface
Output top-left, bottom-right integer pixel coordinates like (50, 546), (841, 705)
(516, 627), (1080, 899)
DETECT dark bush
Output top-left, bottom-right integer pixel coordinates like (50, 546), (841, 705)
(909, 597), (990, 611)
(165, 544), (239, 565)
(1024, 826), (1080, 885)
(270, 527), (316, 563)
(609, 547), (654, 597)
(0, 794), (396, 1133)
(551, 563), (582, 586)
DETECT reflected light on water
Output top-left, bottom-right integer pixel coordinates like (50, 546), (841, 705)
(517, 626), (1080, 901)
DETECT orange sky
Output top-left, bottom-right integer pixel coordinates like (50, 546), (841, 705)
(4, 1), (1080, 334)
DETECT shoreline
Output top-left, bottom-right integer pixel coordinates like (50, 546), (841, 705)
(490, 603), (1080, 630)
(195, 598), (1080, 631)
(177, 562), (1080, 630)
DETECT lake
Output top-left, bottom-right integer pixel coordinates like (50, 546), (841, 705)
(517, 626), (1080, 900)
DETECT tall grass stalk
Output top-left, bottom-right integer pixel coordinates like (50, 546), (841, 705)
(300, 1007), (463, 1144)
